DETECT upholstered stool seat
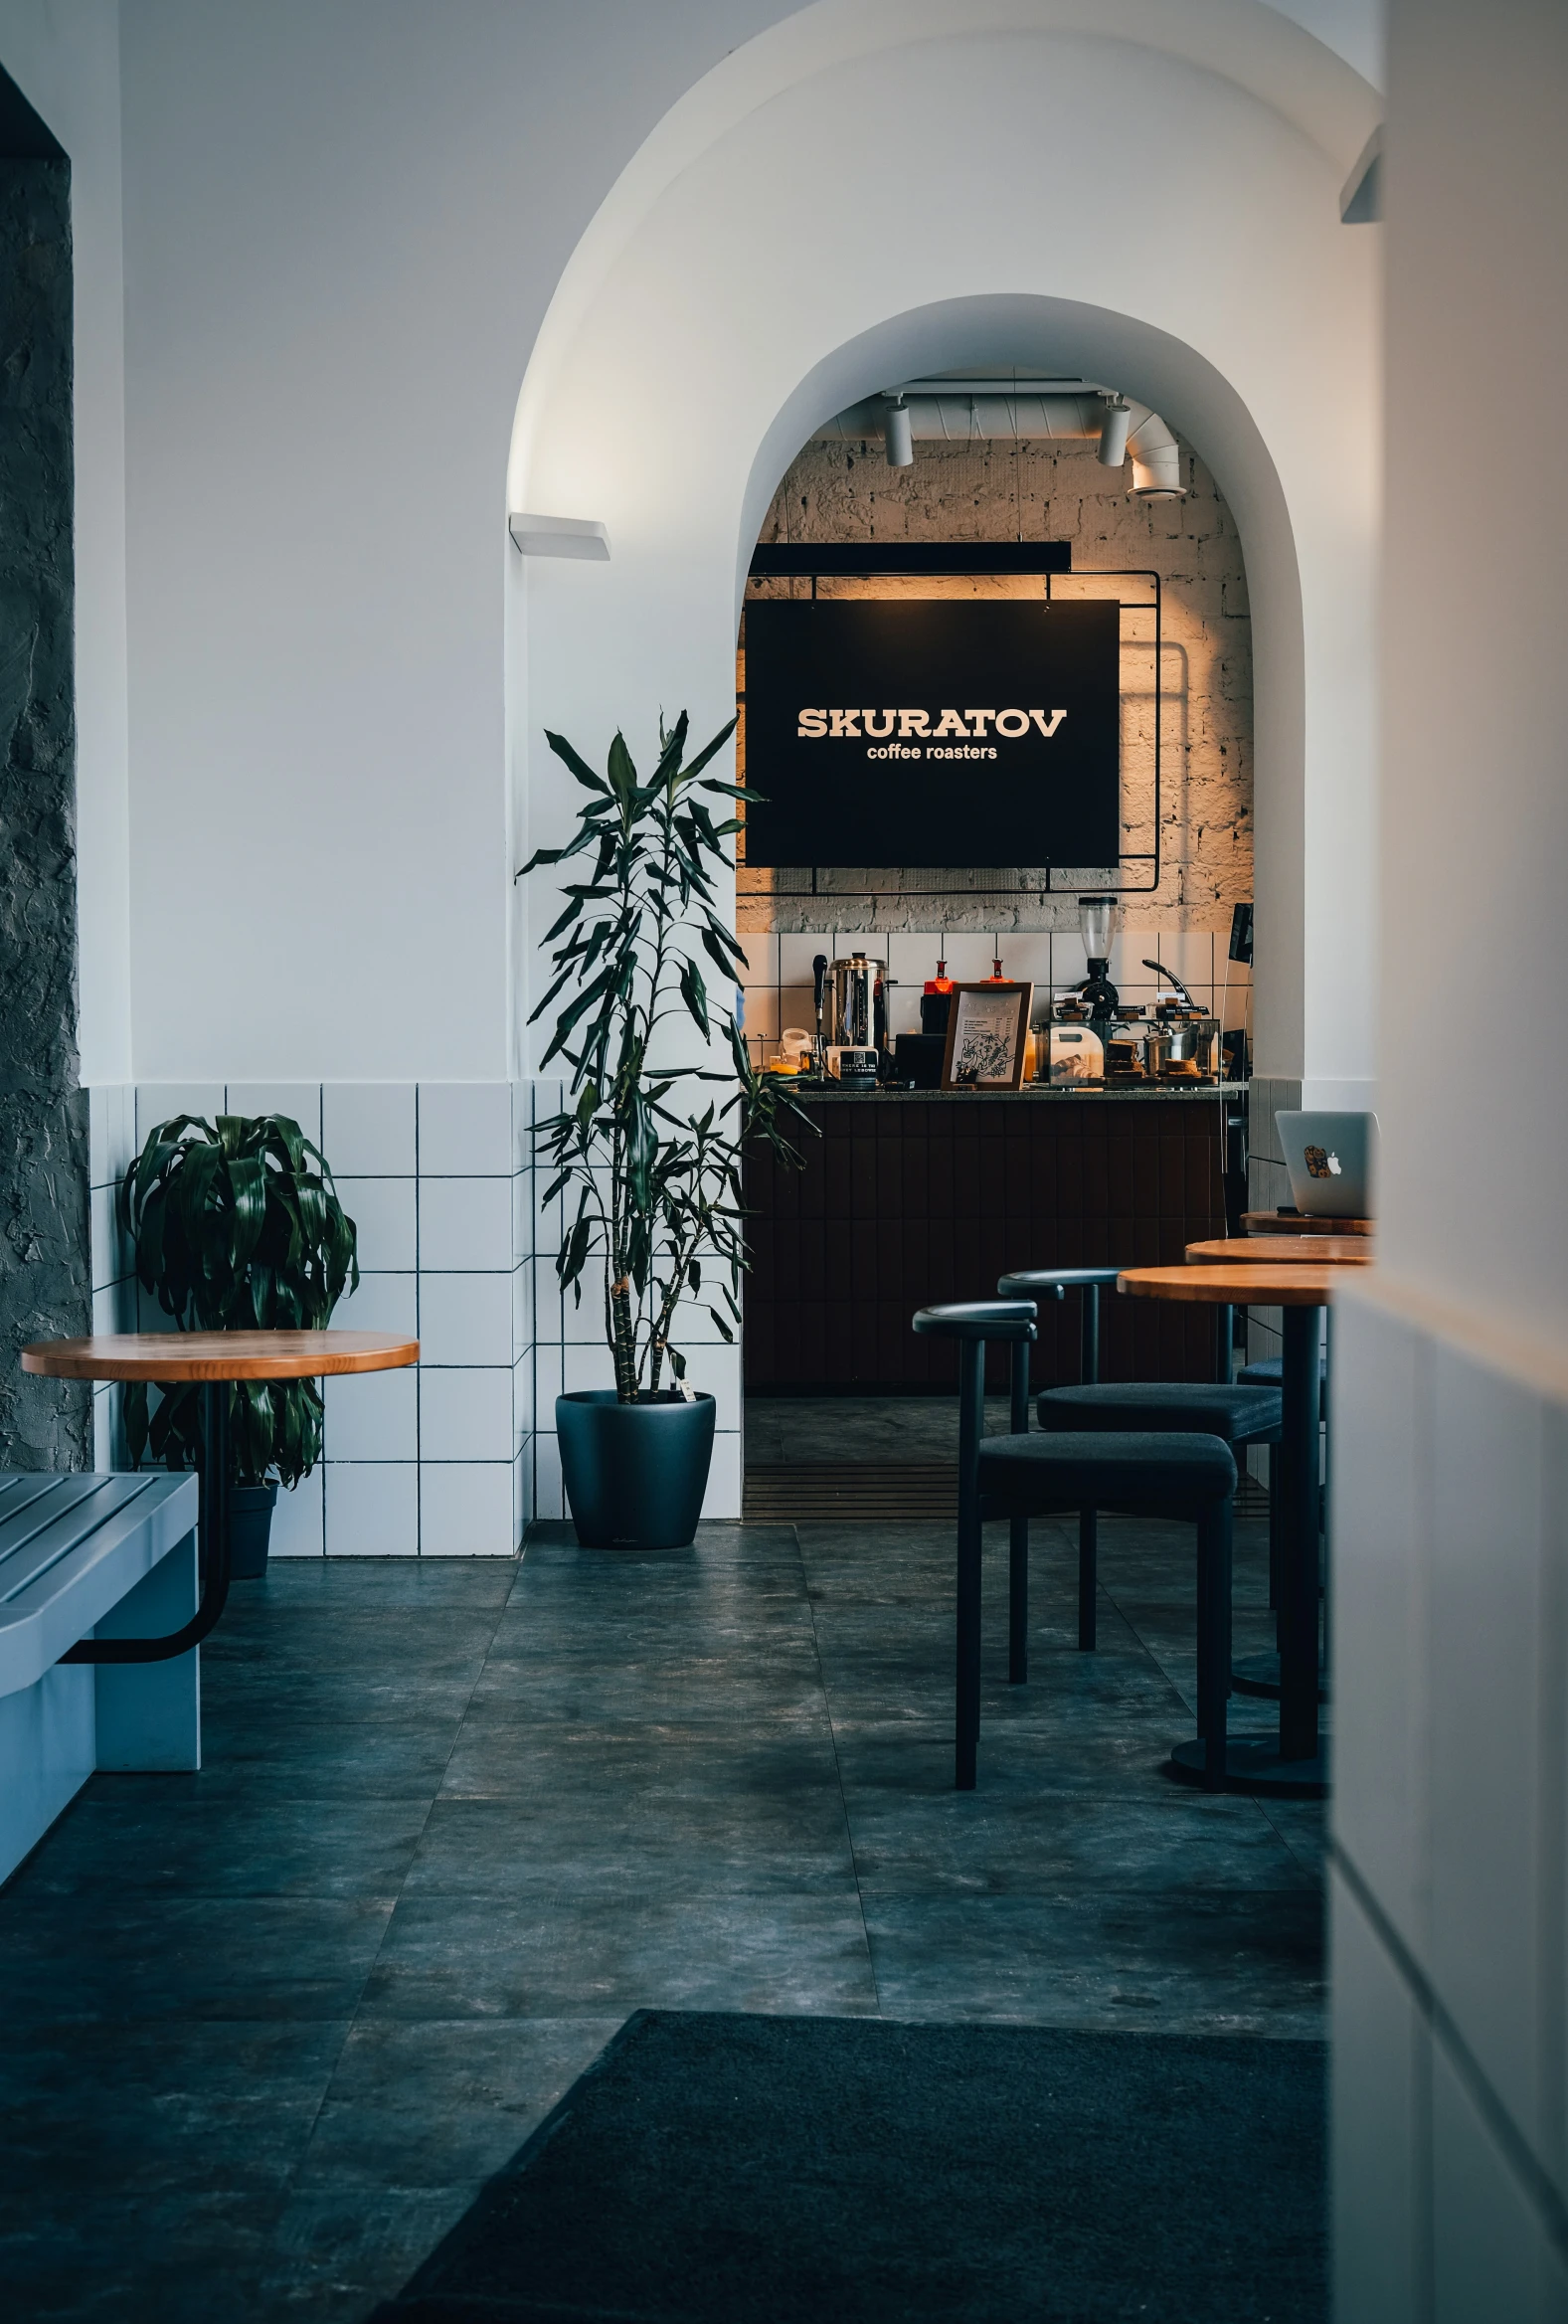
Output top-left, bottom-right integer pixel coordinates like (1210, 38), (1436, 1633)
(1037, 1380), (1282, 1442)
(980, 1429), (1238, 1515)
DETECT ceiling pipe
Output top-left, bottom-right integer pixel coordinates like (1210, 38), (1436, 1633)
(814, 391), (1186, 500)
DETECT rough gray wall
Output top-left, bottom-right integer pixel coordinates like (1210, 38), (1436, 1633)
(739, 433), (1252, 938)
(0, 158), (90, 1468)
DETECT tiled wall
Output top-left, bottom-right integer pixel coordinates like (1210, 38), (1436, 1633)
(1331, 1289), (1568, 2314)
(738, 927), (1253, 1072)
(87, 1083), (540, 1556)
(88, 1077), (747, 1544)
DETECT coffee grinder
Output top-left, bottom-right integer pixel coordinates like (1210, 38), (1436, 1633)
(1077, 894), (1120, 1040)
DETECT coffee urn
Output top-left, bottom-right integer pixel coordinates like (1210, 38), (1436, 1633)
(827, 953), (884, 1051)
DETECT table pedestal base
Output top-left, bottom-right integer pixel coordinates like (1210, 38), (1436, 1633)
(1231, 1651), (1328, 1702)
(1166, 1735), (1329, 1797)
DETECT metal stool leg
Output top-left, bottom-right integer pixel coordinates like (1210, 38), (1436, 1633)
(955, 1337), (984, 1791)
(1196, 1498), (1233, 1791)
(1078, 1283), (1100, 1651)
(1007, 1336), (1030, 1685)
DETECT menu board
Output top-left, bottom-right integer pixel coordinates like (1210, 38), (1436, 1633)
(742, 598), (1120, 869)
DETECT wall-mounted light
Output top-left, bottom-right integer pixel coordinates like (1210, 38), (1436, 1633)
(882, 395), (914, 468)
(1098, 398), (1132, 468)
(508, 512), (610, 559)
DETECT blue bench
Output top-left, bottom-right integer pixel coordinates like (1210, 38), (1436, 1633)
(0, 1471), (202, 1884)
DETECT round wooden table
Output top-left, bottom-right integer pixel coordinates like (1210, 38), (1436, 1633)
(1185, 1235), (1372, 1266)
(1119, 1263), (1360, 1795)
(21, 1332), (419, 1663)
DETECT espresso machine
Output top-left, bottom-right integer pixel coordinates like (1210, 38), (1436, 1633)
(1141, 959), (1220, 1080)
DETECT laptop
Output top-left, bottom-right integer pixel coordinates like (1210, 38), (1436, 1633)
(1276, 1110), (1377, 1221)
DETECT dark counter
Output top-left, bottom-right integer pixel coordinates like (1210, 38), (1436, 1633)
(744, 1090), (1240, 1393)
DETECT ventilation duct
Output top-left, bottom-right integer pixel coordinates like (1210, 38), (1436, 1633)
(816, 390), (1185, 500)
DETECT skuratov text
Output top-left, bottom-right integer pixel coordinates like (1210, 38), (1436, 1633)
(795, 706), (1067, 756)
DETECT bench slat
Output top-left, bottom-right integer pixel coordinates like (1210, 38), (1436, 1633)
(0, 1475), (172, 1605)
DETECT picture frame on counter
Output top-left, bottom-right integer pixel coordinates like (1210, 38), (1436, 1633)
(941, 983), (1034, 1093)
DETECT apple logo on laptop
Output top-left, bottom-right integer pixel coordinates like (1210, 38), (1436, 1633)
(1305, 1145), (1342, 1179)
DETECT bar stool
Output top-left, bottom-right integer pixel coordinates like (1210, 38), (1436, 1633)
(997, 1267), (1121, 1657)
(913, 1300), (1237, 1792)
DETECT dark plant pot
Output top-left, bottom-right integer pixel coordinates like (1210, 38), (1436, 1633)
(229, 1481), (278, 1578)
(556, 1390), (717, 1549)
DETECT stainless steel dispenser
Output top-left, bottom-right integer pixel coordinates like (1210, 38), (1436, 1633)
(827, 953), (885, 1051)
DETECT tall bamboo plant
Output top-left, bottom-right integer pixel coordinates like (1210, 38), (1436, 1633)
(520, 710), (809, 1402)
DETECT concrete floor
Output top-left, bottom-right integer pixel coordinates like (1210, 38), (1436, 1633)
(2, 1489), (1322, 2320)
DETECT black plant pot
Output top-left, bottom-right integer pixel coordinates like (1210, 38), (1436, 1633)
(556, 1390), (717, 1549)
(229, 1481), (278, 1578)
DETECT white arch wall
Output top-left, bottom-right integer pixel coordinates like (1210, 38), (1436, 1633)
(510, 0), (1380, 1506)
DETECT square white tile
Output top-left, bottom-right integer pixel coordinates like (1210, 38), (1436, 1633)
(534, 1342), (564, 1415)
(90, 1185), (128, 1292)
(334, 1273), (419, 1340)
(780, 933), (830, 986)
(534, 1431), (563, 1521)
(418, 1083), (514, 1177)
(268, 1468), (324, 1558)
(561, 1342), (616, 1399)
(323, 1366), (419, 1463)
(324, 1462), (419, 1557)
(741, 986), (781, 1044)
(530, 1256), (564, 1345)
(419, 1273), (513, 1368)
(88, 1085), (135, 1190)
(224, 1084), (322, 1141)
(513, 1352), (535, 1447)
(512, 1172), (536, 1268)
(737, 932), (779, 986)
(419, 1366), (515, 1463)
(700, 1432), (742, 1520)
(321, 1083), (418, 1177)
(512, 1444), (534, 1538)
(136, 1086), (224, 1141)
(337, 1178), (418, 1273)
(419, 1177), (513, 1272)
(512, 1265), (533, 1365)
(419, 1462), (517, 1557)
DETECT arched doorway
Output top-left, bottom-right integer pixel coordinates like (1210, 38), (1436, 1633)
(509, 0), (1379, 1514)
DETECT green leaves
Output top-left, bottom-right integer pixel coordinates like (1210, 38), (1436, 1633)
(119, 1111), (360, 1487)
(517, 709), (810, 1402)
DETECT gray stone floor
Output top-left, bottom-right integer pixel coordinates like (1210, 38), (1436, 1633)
(1, 1492), (1322, 2320)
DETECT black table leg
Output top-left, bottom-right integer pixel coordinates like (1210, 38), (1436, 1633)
(1170, 1301), (1327, 1795)
(955, 1338), (984, 1791)
(1007, 1337), (1029, 1685)
(1078, 1282), (1099, 1652)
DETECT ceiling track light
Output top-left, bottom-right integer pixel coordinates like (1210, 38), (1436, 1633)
(1098, 397), (1132, 468)
(882, 394), (914, 468)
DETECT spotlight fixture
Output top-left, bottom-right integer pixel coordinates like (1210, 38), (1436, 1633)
(882, 394), (914, 468)
(1097, 397), (1132, 468)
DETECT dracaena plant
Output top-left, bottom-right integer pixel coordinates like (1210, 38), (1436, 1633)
(520, 710), (809, 1402)
(119, 1113), (360, 1487)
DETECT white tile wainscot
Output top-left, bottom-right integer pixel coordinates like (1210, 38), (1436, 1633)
(91, 1083), (540, 1557)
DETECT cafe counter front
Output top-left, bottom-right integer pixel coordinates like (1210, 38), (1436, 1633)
(743, 1084), (1245, 1392)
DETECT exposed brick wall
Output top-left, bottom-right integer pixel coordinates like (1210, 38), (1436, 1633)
(0, 159), (90, 1469)
(738, 431), (1252, 940)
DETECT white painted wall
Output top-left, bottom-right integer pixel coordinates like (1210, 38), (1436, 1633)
(0, 0), (128, 1086)
(1332, 0), (1568, 2311)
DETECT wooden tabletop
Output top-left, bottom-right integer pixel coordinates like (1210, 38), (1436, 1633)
(1119, 1264), (1356, 1306)
(1241, 1211), (1374, 1237)
(21, 1331), (421, 1383)
(1185, 1235), (1373, 1266)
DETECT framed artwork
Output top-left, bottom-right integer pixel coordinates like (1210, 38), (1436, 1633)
(940, 983), (1034, 1093)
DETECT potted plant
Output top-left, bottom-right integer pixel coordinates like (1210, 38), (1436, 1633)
(119, 1112), (359, 1574)
(521, 710), (808, 1548)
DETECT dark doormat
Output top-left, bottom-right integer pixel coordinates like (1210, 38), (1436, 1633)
(369, 2009), (1325, 2324)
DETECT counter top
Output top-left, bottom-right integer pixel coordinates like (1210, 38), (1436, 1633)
(773, 1081), (1248, 1102)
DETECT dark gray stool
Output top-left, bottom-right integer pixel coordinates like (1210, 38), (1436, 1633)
(913, 1301), (1238, 1793)
(1036, 1378), (1281, 1654)
(997, 1267), (1121, 1656)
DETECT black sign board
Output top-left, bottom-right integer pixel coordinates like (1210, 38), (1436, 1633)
(742, 599), (1120, 870)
